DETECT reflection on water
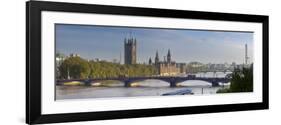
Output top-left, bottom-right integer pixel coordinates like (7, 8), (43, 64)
(56, 80), (229, 100)
(56, 72), (231, 100)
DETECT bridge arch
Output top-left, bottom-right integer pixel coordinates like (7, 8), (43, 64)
(85, 79), (124, 86)
(172, 77), (227, 87)
(176, 80), (213, 86)
(125, 78), (171, 87)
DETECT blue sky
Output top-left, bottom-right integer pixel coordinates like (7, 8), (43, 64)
(56, 24), (253, 64)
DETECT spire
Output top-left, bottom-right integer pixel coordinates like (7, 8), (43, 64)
(149, 57), (152, 65)
(167, 49), (171, 57)
(120, 51), (122, 64)
(167, 49), (171, 63)
(155, 50), (159, 64)
(156, 51), (159, 59)
(245, 43), (249, 65)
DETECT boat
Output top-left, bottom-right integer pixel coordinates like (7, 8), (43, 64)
(162, 88), (194, 96)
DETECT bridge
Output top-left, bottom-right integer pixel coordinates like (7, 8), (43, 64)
(57, 75), (231, 87)
(186, 69), (233, 74)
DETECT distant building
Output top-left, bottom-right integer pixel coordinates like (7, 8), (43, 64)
(148, 57), (152, 65)
(69, 53), (80, 57)
(154, 50), (180, 76)
(124, 37), (137, 64)
(189, 62), (204, 68)
(176, 63), (187, 73)
(186, 62), (206, 73)
(95, 58), (100, 62)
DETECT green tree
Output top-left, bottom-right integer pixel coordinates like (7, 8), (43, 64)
(217, 66), (253, 93)
(58, 56), (158, 79)
(229, 67), (253, 92)
(59, 56), (90, 79)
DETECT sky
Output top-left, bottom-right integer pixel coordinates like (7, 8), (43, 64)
(56, 24), (253, 64)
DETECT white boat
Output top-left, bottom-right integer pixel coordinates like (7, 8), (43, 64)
(162, 88), (194, 96)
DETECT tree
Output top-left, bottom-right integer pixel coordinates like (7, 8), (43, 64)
(59, 56), (90, 79)
(217, 66), (253, 93)
(58, 56), (158, 80)
(229, 67), (253, 92)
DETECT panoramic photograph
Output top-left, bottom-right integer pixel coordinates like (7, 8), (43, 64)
(55, 24), (254, 100)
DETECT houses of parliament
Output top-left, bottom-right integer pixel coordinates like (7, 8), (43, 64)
(153, 49), (180, 76)
(124, 37), (137, 65)
(124, 36), (180, 76)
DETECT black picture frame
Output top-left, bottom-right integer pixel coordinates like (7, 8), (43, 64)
(26, 1), (269, 124)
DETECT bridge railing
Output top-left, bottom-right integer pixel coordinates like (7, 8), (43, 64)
(57, 76), (230, 83)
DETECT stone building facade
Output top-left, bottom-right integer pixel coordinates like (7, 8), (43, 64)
(154, 49), (180, 76)
(124, 37), (137, 65)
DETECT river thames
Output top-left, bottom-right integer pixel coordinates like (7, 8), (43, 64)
(56, 72), (231, 100)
